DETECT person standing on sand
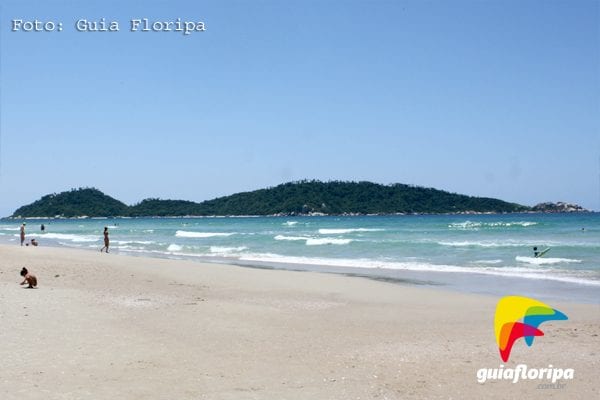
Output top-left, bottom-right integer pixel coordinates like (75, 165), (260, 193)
(20, 223), (26, 246)
(100, 227), (110, 253)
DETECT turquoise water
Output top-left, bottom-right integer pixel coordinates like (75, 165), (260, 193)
(1, 213), (598, 301)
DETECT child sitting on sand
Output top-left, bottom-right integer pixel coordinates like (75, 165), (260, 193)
(20, 267), (37, 288)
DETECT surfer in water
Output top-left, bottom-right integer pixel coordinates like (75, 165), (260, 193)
(533, 247), (550, 258)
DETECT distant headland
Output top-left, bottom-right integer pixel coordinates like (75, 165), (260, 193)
(7, 181), (589, 218)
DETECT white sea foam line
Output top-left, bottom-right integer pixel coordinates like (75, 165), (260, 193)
(448, 221), (538, 229)
(318, 228), (384, 234)
(274, 235), (310, 241)
(437, 240), (564, 248)
(45, 243), (588, 287)
(283, 221), (298, 226)
(438, 241), (527, 248)
(235, 253), (600, 286)
(432, 238), (598, 248)
(25, 233), (99, 242)
(210, 246), (248, 253)
(167, 244), (183, 252)
(175, 230), (235, 238)
(0, 227), (20, 231)
(115, 245), (148, 251)
(306, 238), (352, 246)
(274, 235), (352, 245)
(515, 256), (582, 265)
(58, 241), (84, 247)
(119, 248), (236, 260)
(471, 259), (504, 265)
(113, 240), (155, 245)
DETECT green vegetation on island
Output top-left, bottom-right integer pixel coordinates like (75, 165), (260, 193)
(9, 181), (533, 218)
(12, 188), (129, 218)
(194, 181), (529, 215)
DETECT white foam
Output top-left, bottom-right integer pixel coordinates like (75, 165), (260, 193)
(26, 233), (98, 242)
(274, 235), (352, 245)
(449, 221), (481, 230)
(274, 235), (310, 241)
(67, 243), (90, 249)
(116, 245), (147, 250)
(236, 253), (600, 286)
(438, 240), (529, 248)
(449, 221), (538, 230)
(306, 238), (353, 246)
(113, 240), (154, 245)
(175, 230), (235, 238)
(318, 228), (384, 234)
(283, 221), (298, 226)
(471, 259), (504, 265)
(167, 244), (183, 252)
(209, 246), (248, 254)
(515, 256), (582, 265)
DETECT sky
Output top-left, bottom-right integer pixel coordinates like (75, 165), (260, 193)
(0, 0), (598, 216)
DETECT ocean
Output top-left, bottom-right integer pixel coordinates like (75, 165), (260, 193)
(1, 213), (598, 303)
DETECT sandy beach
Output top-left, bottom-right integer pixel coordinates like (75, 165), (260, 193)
(0, 244), (598, 400)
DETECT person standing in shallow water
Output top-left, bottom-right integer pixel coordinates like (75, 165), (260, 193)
(100, 227), (110, 253)
(20, 223), (26, 246)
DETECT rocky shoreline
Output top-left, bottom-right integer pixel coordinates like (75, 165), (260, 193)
(531, 202), (589, 213)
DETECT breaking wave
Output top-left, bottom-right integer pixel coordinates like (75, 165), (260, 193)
(515, 256), (582, 265)
(175, 230), (235, 238)
(318, 228), (384, 234)
(449, 221), (538, 230)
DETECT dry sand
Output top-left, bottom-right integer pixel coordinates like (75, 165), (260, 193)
(0, 244), (598, 399)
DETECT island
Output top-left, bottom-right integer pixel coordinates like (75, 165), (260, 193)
(7, 181), (587, 218)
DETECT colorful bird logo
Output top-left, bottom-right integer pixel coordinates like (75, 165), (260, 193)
(494, 296), (568, 362)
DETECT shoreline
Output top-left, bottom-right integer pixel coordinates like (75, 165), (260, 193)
(3, 210), (596, 219)
(227, 259), (600, 305)
(1, 244), (598, 399)
(2, 232), (598, 304)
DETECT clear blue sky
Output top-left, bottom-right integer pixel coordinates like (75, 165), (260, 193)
(1, 0), (598, 216)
